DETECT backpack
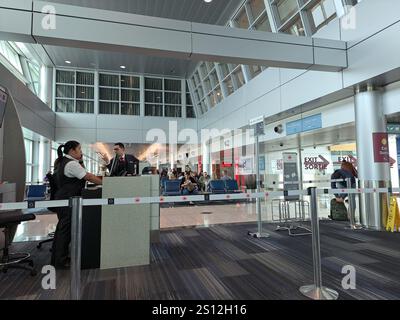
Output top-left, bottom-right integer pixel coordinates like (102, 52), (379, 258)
(330, 198), (349, 221)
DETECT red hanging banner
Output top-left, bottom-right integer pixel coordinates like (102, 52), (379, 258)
(373, 132), (390, 163)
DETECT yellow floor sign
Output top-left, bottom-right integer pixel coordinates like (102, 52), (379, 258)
(386, 196), (400, 232)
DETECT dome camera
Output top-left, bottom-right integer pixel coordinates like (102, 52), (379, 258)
(279, 142), (284, 147)
(274, 124), (283, 134)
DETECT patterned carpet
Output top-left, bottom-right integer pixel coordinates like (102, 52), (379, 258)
(1, 220), (400, 300)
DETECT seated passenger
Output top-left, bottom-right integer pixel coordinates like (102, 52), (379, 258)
(180, 172), (197, 195)
(221, 170), (232, 181)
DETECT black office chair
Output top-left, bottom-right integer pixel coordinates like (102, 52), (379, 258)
(0, 212), (37, 276)
(37, 232), (54, 249)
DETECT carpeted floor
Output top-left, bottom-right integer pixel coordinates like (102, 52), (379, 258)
(1, 220), (400, 300)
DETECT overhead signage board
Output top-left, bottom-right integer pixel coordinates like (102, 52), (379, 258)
(286, 114), (322, 136)
(249, 115), (264, 126)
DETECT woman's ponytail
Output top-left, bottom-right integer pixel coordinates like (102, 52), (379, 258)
(57, 144), (65, 160)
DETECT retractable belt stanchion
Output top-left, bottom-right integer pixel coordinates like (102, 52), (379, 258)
(300, 187), (338, 300)
(248, 132), (269, 239)
(70, 196), (83, 300)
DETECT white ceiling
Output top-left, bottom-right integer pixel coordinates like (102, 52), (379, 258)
(43, 45), (197, 77)
(38, 0), (244, 76)
(44, 0), (243, 25)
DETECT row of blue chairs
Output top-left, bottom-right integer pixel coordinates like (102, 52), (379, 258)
(25, 184), (47, 201)
(161, 179), (241, 196)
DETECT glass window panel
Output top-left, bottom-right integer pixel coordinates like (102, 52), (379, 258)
(253, 12), (271, 32)
(121, 89), (140, 102)
(99, 102), (119, 114)
(194, 72), (201, 86)
(233, 7), (249, 29)
(145, 104), (163, 117)
(165, 92), (181, 105)
(232, 68), (245, 88)
(311, 3), (325, 27)
(76, 72), (94, 85)
(100, 87), (119, 101)
(249, 65), (262, 78)
(186, 106), (196, 118)
(0, 41), (23, 73)
(26, 166), (32, 183)
(229, 64), (238, 72)
(197, 86), (204, 99)
(56, 84), (75, 98)
(56, 70), (75, 84)
(248, 0), (266, 20)
(199, 63), (208, 78)
(206, 62), (215, 73)
(76, 100), (94, 113)
(33, 82), (39, 95)
(165, 105), (182, 118)
(323, 0), (337, 18)
(200, 100), (208, 113)
(76, 86), (94, 99)
(219, 63), (230, 79)
(121, 75), (140, 88)
(56, 99), (74, 113)
(99, 74), (119, 87)
(203, 78), (212, 93)
(282, 17), (305, 36)
(145, 91), (163, 103)
(164, 79), (181, 91)
(223, 77), (234, 95)
(145, 77), (162, 90)
(276, 0), (299, 23)
(186, 93), (193, 105)
(121, 103), (140, 115)
(209, 70), (218, 88)
(28, 62), (40, 83)
(24, 139), (33, 163)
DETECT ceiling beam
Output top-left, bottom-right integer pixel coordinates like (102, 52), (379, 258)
(0, 0), (348, 72)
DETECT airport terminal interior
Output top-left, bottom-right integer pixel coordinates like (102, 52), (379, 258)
(1, 0), (400, 301)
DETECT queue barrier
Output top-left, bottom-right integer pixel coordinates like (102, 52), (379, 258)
(1, 186), (400, 301)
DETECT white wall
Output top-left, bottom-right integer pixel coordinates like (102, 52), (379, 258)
(55, 113), (198, 144)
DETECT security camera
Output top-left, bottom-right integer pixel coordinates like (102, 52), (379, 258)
(279, 142), (284, 147)
(274, 124), (283, 134)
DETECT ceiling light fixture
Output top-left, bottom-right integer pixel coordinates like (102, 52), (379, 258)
(120, 65), (126, 69)
(204, 0), (212, 3)
(65, 60), (71, 64)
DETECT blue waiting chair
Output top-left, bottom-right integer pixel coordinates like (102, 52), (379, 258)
(163, 180), (182, 196)
(26, 185), (47, 201)
(208, 180), (226, 194)
(224, 179), (240, 193)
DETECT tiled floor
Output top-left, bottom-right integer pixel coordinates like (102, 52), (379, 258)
(13, 197), (348, 241)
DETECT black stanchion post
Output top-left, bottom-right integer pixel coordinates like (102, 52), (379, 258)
(299, 187), (338, 300)
(70, 196), (83, 300)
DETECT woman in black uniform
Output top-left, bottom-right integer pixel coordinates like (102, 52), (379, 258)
(51, 141), (102, 269)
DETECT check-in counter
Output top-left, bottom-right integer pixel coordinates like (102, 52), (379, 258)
(81, 176), (159, 270)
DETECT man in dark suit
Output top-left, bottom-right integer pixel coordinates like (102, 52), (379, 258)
(102, 143), (139, 176)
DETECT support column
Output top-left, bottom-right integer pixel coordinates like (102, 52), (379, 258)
(202, 141), (211, 175)
(355, 85), (390, 230)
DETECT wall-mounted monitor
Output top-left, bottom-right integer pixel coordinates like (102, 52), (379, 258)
(0, 87), (8, 128)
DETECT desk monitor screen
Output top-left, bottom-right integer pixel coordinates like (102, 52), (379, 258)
(0, 88), (8, 128)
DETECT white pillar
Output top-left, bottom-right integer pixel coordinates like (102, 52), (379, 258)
(355, 85), (390, 230)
